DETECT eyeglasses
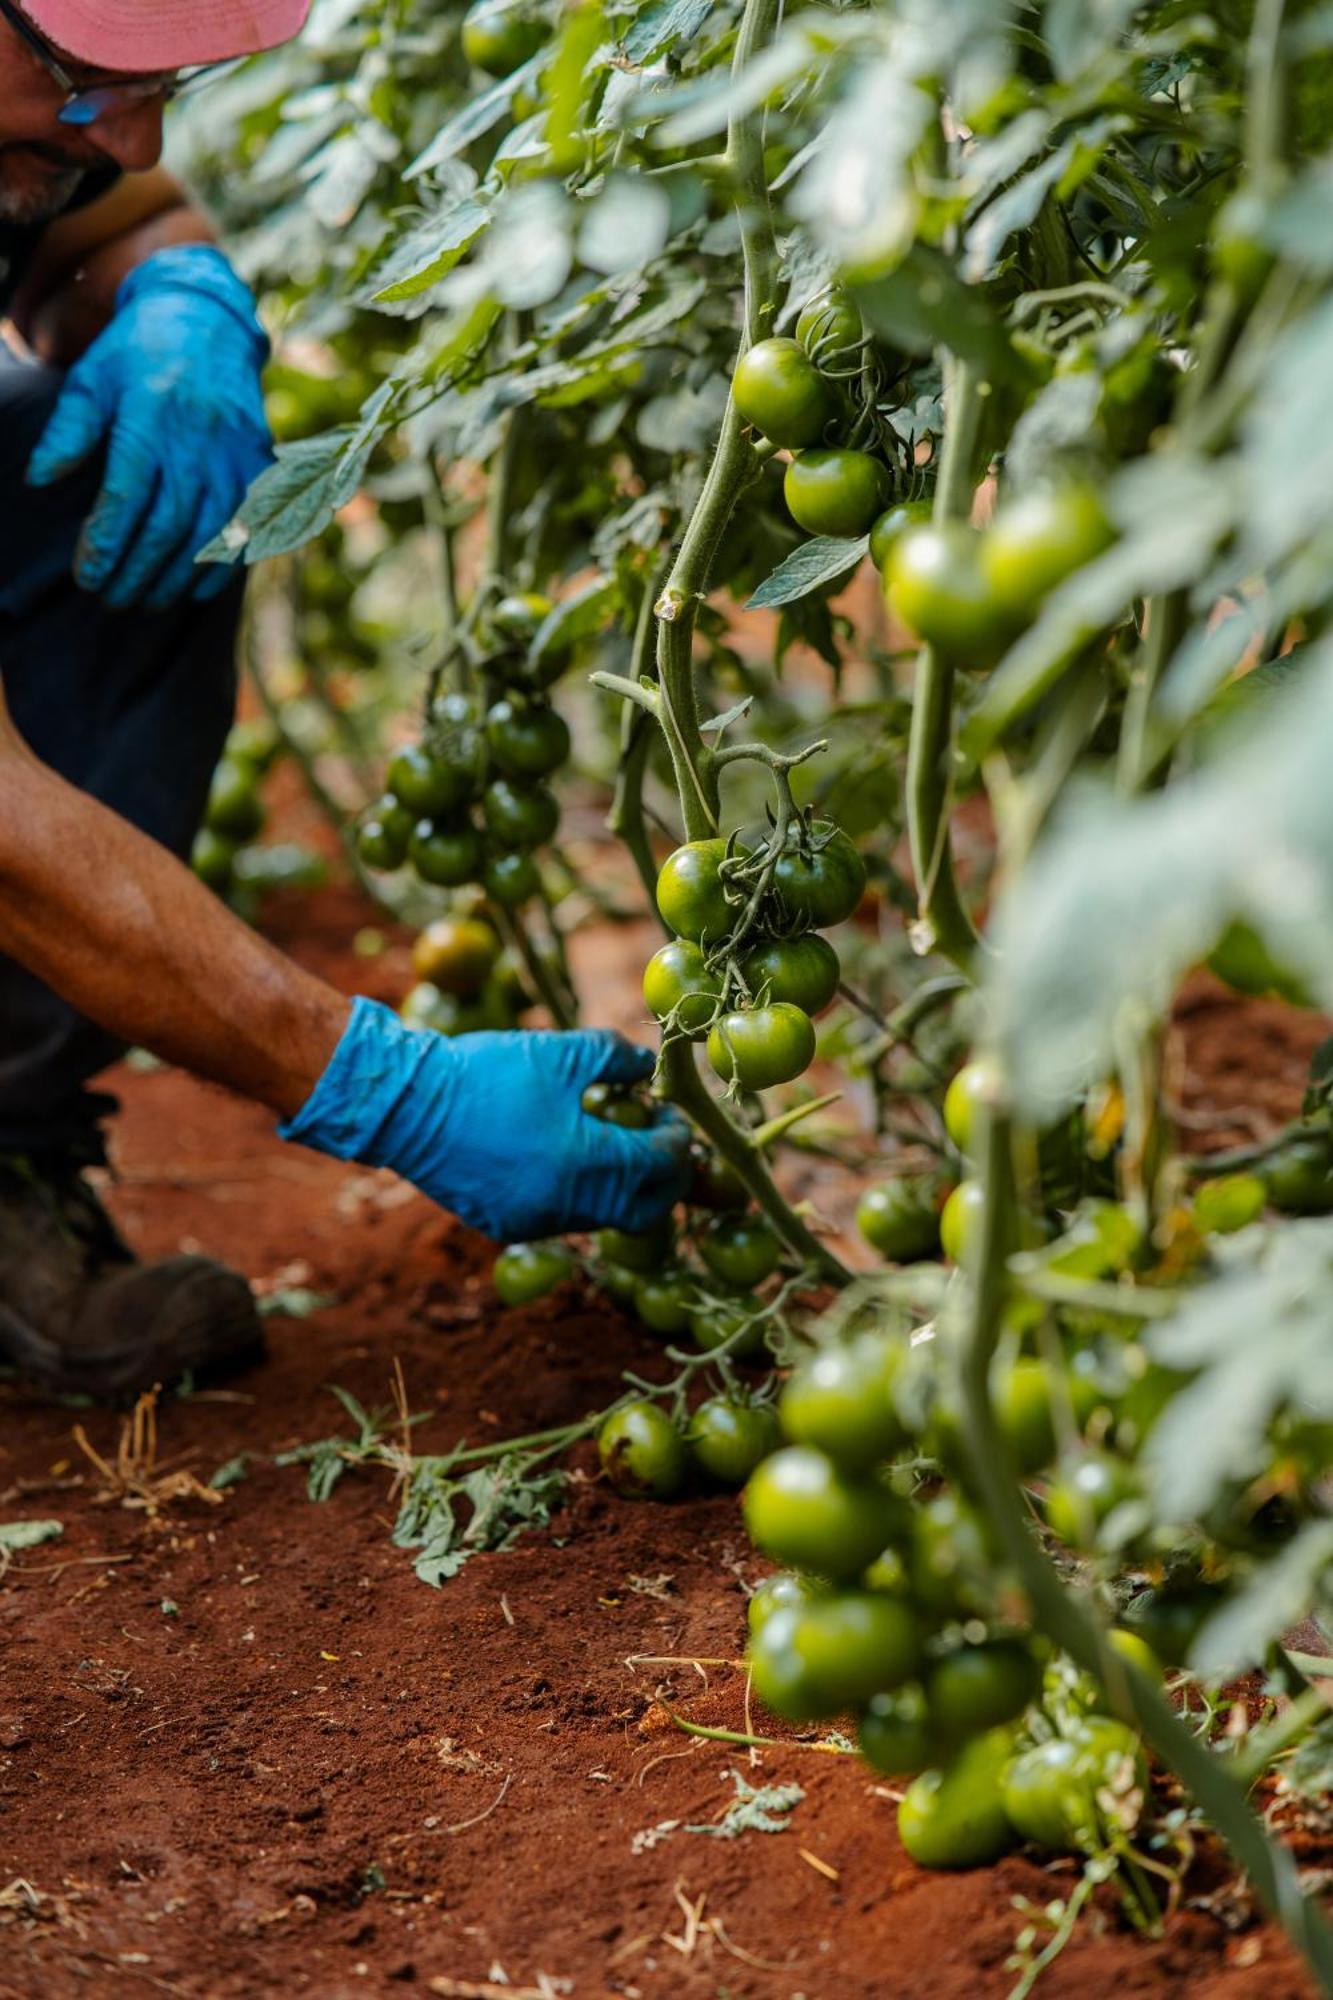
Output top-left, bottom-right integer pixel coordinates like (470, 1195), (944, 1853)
(0, 0), (229, 126)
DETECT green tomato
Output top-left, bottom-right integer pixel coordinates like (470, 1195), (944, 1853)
(413, 916), (501, 997)
(461, 0), (547, 74)
(485, 698), (570, 779)
(707, 1003), (815, 1092)
(1001, 1720), (1147, 1854)
(939, 1178), (986, 1264)
(897, 1726), (1020, 1870)
(582, 1082), (653, 1129)
(357, 794), (414, 872)
(192, 826), (236, 892)
(942, 1058), (1001, 1156)
(688, 1395), (782, 1487)
(1264, 1135), (1333, 1214)
(642, 939), (724, 1037)
(388, 744), (475, 818)
(688, 1290), (768, 1363)
(482, 850), (542, 907)
(488, 589), (556, 647)
(1043, 1453), (1140, 1550)
(205, 758), (264, 843)
(410, 821), (485, 888)
(795, 287), (863, 362)
(698, 1212), (781, 1289)
(597, 1220), (673, 1274)
(749, 1591), (924, 1720)
(493, 1240), (576, 1307)
(597, 1259), (641, 1307)
(633, 1264), (698, 1338)
(855, 1179), (941, 1262)
(870, 499), (932, 573)
(482, 778), (559, 849)
(741, 934), (840, 1015)
(886, 521), (1015, 662)
(1207, 919), (1310, 1006)
(771, 822), (866, 927)
(778, 1331), (908, 1474)
(747, 1571), (826, 1637)
(226, 716), (281, 773)
(924, 1640), (1041, 1746)
(992, 1358), (1087, 1476)
(731, 337), (835, 448)
(743, 1446), (902, 1580)
(656, 839), (740, 944)
(1191, 1171), (1267, 1236)
(909, 1492), (996, 1618)
(859, 1686), (938, 1777)
(689, 1147), (750, 1211)
(980, 484), (1115, 623)
(784, 449), (892, 539)
(598, 1400), (688, 1500)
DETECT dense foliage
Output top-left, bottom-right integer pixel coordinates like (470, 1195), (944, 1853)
(177, 0), (1333, 1980)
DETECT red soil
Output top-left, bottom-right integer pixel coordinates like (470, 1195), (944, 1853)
(0, 881), (1324, 2000)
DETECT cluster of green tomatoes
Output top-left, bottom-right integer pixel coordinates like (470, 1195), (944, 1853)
(357, 593), (572, 913)
(644, 816), (866, 1092)
(193, 719), (323, 906)
(742, 1322), (1154, 1869)
(733, 289), (1118, 665)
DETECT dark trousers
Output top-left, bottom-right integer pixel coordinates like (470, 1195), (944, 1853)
(0, 350), (244, 1161)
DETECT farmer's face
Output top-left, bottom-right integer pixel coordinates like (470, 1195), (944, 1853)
(0, 11), (165, 224)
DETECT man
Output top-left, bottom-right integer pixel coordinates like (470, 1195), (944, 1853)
(0, 0), (689, 1401)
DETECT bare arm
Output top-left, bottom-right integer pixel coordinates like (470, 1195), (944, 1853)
(9, 168), (216, 364)
(0, 688), (349, 1119)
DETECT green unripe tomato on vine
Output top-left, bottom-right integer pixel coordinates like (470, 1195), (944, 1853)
(493, 1241), (575, 1307)
(707, 1003), (815, 1092)
(687, 1395), (781, 1486)
(743, 1445), (902, 1578)
(856, 1179), (942, 1262)
(655, 839), (740, 944)
(598, 1400), (687, 1499)
(1043, 1453), (1141, 1550)
(980, 483), (1115, 623)
(859, 1687), (938, 1778)
(741, 934), (840, 1015)
(698, 1212), (781, 1289)
(357, 795), (414, 872)
(388, 744), (475, 818)
(943, 1058), (1001, 1155)
(482, 778), (559, 849)
(784, 449), (892, 539)
(642, 939), (724, 1036)
(1263, 1135), (1333, 1214)
(633, 1264), (698, 1337)
(749, 1591), (924, 1720)
(924, 1640), (1041, 1746)
(939, 1178), (986, 1263)
(886, 520), (1015, 662)
(486, 698), (570, 779)
(897, 1726), (1021, 1870)
(795, 286), (863, 363)
(688, 1290), (768, 1363)
(778, 1330), (908, 1473)
(597, 1218), (673, 1273)
(747, 1570), (826, 1637)
(410, 821), (485, 888)
(870, 498), (932, 572)
(731, 336), (835, 448)
(771, 822), (866, 927)
(1190, 1171), (1267, 1235)
(482, 849), (542, 907)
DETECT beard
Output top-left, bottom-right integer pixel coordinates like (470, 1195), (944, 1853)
(0, 145), (88, 226)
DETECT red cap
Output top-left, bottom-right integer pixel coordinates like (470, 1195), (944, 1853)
(22, 0), (310, 70)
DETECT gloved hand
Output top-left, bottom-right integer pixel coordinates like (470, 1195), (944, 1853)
(27, 244), (272, 613)
(280, 997), (693, 1242)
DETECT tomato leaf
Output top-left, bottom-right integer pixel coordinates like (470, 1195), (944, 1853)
(0, 1519), (62, 1552)
(747, 535), (868, 610)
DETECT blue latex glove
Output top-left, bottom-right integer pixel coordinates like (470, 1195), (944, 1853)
(27, 244), (272, 613)
(280, 997), (693, 1242)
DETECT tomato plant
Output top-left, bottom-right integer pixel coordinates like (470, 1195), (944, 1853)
(188, 0), (1333, 1974)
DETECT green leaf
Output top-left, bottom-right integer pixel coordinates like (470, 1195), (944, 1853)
(532, 575), (618, 663)
(407, 58), (543, 178)
(367, 196), (491, 305)
(854, 248), (1020, 380)
(621, 0), (713, 65)
(1142, 1221), (1333, 1522)
(1191, 1521), (1333, 1673)
(0, 1519), (62, 1552)
(199, 428), (376, 566)
(209, 1454), (250, 1491)
(989, 632), (1333, 1119)
(686, 1770), (805, 1838)
(747, 535), (868, 610)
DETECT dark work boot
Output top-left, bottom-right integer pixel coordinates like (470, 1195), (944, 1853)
(0, 1156), (264, 1401)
